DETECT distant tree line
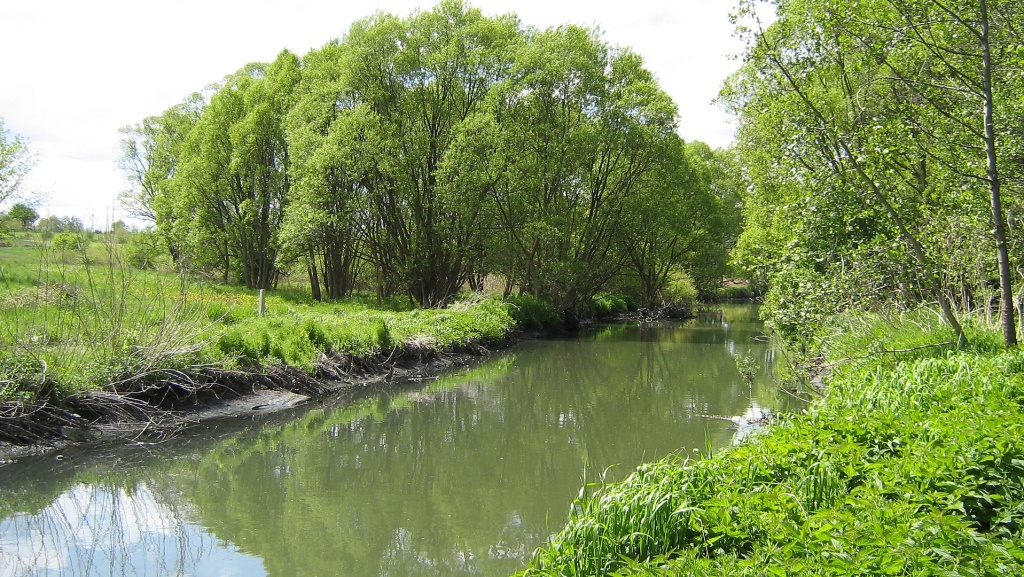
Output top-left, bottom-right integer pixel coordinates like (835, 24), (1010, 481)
(724, 0), (1024, 346)
(119, 0), (741, 314)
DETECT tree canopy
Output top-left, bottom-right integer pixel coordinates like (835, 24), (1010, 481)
(0, 118), (36, 209)
(724, 0), (1024, 345)
(120, 0), (737, 314)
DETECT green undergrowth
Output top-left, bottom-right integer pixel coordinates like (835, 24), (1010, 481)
(0, 244), (516, 404)
(212, 297), (514, 374)
(520, 313), (1024, 575)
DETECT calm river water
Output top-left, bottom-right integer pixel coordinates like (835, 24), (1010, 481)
(0, 304), (797, 577)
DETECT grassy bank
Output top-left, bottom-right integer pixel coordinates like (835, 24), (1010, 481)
(0, 242), (518, 443)
(519, 313), (1024, 575)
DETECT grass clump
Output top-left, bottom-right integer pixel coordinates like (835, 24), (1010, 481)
(519, 317), (1024, 575)
(504, 294), (559, 331)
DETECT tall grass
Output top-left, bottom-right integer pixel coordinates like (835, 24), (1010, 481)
(519, 316), (1024, 575)
(0, 240), (516, 405)
(0, 241), (212, 399)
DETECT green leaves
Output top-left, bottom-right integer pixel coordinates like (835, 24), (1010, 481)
(524, 325), (1024, 575)
(0, 117), (36, 207)
(127, 2), (724, 311)
(727, 0), (1024, 345)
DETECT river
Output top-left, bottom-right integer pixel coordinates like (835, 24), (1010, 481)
(0, 304), (798, 576)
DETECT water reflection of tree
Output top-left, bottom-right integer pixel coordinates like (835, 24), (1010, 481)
(160, 316), (779, 576)
(0, 482), (251, 577)
(0, 306), (787, 577)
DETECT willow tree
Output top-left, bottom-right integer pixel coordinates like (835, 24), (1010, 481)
(0, 118), (36, 208)
(335, 0), (522, 306)
(171, 51), (300, 288)
(118, 92), (205, 263)
(471, 25), (680, 314)
(283, 41), (379, 301)
(621, 141), (744, 306)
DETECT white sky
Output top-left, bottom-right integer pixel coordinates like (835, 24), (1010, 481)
(1, 0), (748, 226)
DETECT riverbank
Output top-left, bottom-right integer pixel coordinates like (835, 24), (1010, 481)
(519, 312), (1024, 575)
(0, 290), (522, 460)
(0, 341), (510, 463)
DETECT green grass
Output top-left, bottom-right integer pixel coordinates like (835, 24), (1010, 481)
(519, 313), (1024, 575)
(0, 242), (516, 403)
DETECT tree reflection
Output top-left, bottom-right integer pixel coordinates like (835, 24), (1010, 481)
(0, 482), (264, 577)
(0, 304), (794, 577)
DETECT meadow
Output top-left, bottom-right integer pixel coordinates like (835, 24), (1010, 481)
(0, 234), (517, 431)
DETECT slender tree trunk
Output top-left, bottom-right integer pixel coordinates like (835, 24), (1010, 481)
(222, 241), (230, 285)
(762, 43), (968, 345)
(980, 0), (1017, 346)
(308, 247), (322, 302)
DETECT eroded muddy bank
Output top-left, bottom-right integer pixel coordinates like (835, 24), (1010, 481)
(0, 338), (516, 464)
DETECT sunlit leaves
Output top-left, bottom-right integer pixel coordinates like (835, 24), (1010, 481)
(724, 0), (1024, 342)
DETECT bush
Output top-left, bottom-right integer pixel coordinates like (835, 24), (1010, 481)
(717, 284), (760, 300)
(375, 319), (394, 350)
(51, 232), (81, 252)
(662, 270), (698, 308)
(587, 293), (629, 317)
(504, 294), (559, 330)
(123, 230), (164, 270)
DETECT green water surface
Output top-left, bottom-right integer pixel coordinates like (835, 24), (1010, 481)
(0, 305), (796, 576)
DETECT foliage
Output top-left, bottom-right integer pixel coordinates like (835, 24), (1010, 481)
(0, 117), (36, 208)
(661, 269), (698, 310)
(50, 232), (81, 252)
(724, 0), (1024, 345)
(503, 293), (559, 331)
(0, 242), (516, 401)
(586, 293), (631, 318)
(716, 284), (760, 301)
(123, 229), (166, 270)
(172, 51), (300, 289)
(5, 203), (38, 229)
(36, 215), (84, 236)
(521, 318), (1024, 575)
(121, 2), (737, 312)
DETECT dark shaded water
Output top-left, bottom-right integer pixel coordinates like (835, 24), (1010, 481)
(0, 305), (796, 576)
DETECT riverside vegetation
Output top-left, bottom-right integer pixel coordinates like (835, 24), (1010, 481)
(0, 227), (665, 446)
(5, 0), (1024, 572)
(520, 312), (1024, 575)
(0, 234), (523, 444)
(520, 0), (1024, 572)
(3, 0), (739, 446)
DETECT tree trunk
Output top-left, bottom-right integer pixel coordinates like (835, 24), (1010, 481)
(980, 0), (1017, 346)
(308, 247), (322, 302)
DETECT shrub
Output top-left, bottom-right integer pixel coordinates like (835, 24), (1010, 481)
(51, 232), (81, 252)
(662, 269), (698, 308)
(375, 319), (394, 350)
(587, 293), (629, 317)
(717, 285), (760, 300)
(504, 294), (558, 330)
(123, 230), (164, 270)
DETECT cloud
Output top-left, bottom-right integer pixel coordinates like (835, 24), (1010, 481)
(1, 0), (746, 219)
